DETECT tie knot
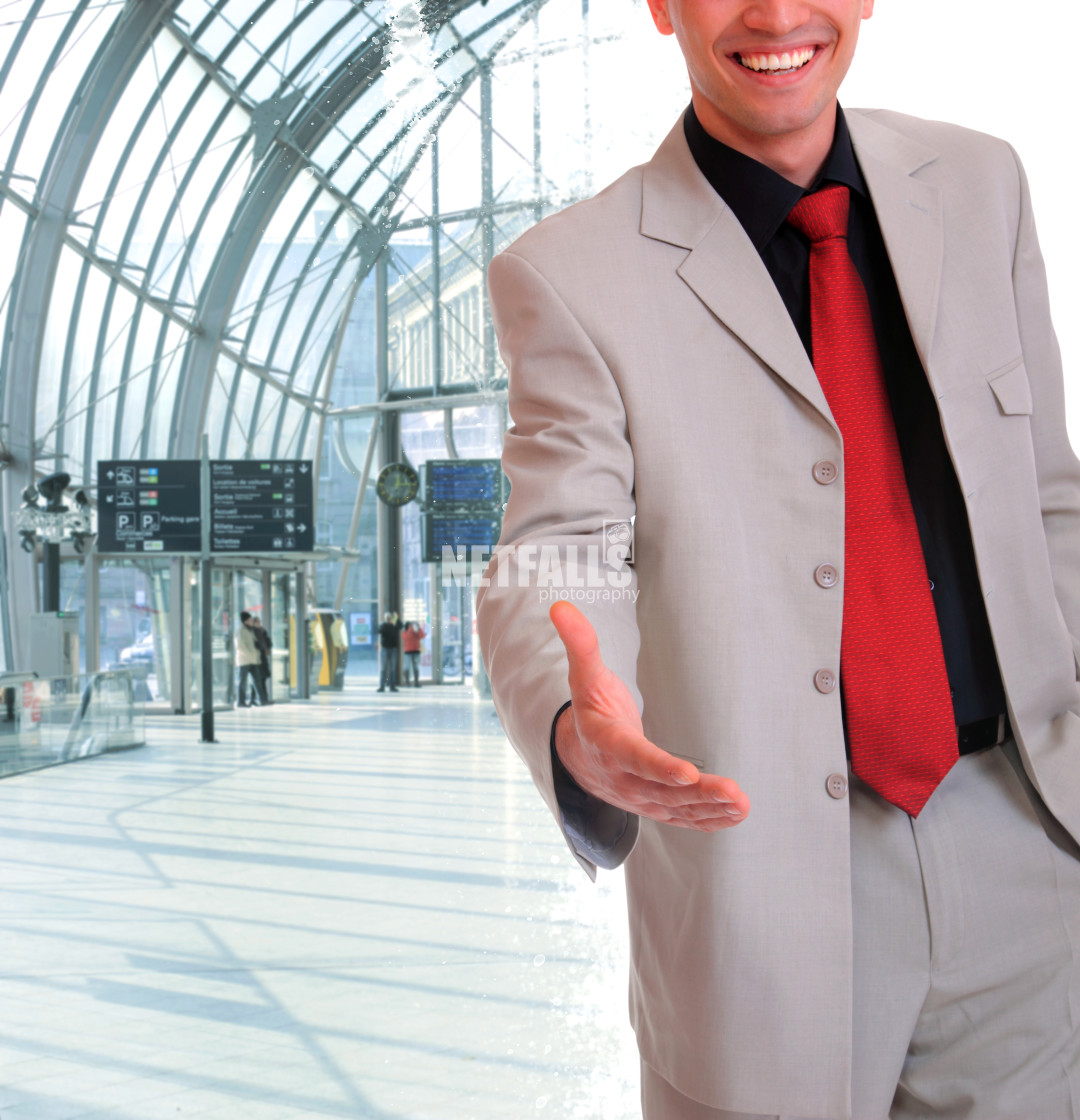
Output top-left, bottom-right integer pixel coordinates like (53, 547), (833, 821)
(787, 183), (850, 243)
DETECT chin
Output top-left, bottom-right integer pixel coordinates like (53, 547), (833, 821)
(740, 96), (833, 138)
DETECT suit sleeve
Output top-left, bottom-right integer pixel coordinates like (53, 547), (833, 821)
(477, 248), (643, 878)
(1008, 144), (1080, 677)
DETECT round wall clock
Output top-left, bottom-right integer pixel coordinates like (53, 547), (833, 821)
(376, 462), (419, 507)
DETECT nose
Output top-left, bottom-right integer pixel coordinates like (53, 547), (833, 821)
(741, 0), (813, 35)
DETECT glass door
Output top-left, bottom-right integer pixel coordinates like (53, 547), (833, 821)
(211, 566), (234, 709)
(97, 557), (174, 709)
(440, 581), (465, 684)
(270, 571), (291, 700)
(233, 568), (269, 705)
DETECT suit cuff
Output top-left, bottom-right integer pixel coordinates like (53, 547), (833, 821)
(550, 701), (635, 870)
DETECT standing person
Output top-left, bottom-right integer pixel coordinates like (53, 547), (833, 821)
(401, 621), (426, 687)
(234, 611), (264, 709)
(476, 1), (1080, 1117)
(376, 611), (402, 693)
(251, 615), (272, 705)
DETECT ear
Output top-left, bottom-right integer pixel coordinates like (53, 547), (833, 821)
(646, 0), (675, 35)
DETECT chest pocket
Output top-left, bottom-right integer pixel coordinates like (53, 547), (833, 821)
(988, 359), (1033, 415)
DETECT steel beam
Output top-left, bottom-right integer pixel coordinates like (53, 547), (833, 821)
(1, 0), (173, 671)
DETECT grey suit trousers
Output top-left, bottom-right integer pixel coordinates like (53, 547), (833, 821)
(640, 741), (1080, 1120)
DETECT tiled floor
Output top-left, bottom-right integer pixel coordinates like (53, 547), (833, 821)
(0, 685), (639, 1119)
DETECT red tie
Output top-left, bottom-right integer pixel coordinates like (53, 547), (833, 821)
(787, 184), (956, 817)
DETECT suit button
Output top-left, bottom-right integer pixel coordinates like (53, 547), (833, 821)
(826, 773), (848, 799)
(813, 460), (839, 485)
(814, 668), (837, 694)
(814, 563), (839, 589)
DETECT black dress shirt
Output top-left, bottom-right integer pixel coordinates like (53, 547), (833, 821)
(683, 103), (1006, 727)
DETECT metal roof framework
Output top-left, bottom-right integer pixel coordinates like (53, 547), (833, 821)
(0, 0), (563, 667)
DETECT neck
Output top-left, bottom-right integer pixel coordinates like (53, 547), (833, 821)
(691, 96), (837, 189)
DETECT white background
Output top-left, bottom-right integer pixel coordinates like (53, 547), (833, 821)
(625, 1), (1080, 452)
(850, 1), (1080, 452)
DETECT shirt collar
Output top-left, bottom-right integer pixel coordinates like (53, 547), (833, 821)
(682, 103), (867, 251)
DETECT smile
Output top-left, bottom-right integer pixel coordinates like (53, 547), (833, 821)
(736, 47), (816, 74)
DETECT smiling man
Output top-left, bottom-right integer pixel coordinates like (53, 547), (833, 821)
(477, 1), (1080, 1117)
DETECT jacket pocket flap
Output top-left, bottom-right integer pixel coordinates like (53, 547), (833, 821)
(988, 359), (1033, 415)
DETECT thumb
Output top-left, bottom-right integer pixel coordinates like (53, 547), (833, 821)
(549, 601), (606, 692)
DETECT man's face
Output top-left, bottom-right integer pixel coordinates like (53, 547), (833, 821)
(647, 0), (873, 161)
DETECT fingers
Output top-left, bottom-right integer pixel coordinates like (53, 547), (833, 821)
(629, 772), (748, 812)
(642, 784), (750, 831)
(628, 788), (749, 831)
(595, 753), (751, 831)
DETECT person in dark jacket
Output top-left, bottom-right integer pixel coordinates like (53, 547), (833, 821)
(251, 615), (272, 704)
(377, 612), (402, 692)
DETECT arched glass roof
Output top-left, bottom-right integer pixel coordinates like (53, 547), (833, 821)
(0, 0), (687, 668)
(3, 0), (539, 473)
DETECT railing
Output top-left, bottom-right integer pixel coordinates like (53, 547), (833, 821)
(0, 669), (145, 779)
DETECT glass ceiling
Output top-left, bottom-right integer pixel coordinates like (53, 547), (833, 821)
(0, 0), (687, 668)
(2, 0), (542, 479)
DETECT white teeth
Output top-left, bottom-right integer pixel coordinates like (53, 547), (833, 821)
(739, 47), (815, 73)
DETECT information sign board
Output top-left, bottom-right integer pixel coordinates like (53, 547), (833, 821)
(97, 460), (202, 553)
(421, 459), (505, 510)
(421, 511), (501, 564)
(210, 460), (315, 553)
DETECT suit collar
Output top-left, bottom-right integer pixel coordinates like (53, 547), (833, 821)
(640, 115), (726, 251)
(640, 108), (945, 422)
(683, 103), (868, 253)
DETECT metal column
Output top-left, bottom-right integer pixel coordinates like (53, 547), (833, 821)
(295, 567), (310, 699)
(169, 556), (186, 712)
(375, 252), (401, 623)
(85, 551), (100, 673)
(480, 62), (496, 388)
(431, 135), (444, 393)
(262, 568), (273, 703)
(199, 436), (216, 741)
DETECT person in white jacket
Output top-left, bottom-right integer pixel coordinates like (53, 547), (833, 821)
(234, 610), (266, 708)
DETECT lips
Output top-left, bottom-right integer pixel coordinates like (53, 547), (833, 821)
(736, 46), (816, 74)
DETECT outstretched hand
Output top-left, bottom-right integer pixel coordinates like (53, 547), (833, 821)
(549, 601), (749, 832)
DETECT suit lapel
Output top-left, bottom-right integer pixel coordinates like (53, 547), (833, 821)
(846, 110), (943, 377)
(641, 121), (834, 428)
(641, 112), (945, 422)
(677, 218), (835, 424)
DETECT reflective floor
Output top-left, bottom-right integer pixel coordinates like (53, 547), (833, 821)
(0, 686), (638, 1119)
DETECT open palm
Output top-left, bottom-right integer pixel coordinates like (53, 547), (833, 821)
(550, 601), (750, 831)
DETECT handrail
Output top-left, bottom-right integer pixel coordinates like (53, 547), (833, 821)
(0, 671), (38, 686)
(0, 669), (145, 780)
(63, 670), (140, 758)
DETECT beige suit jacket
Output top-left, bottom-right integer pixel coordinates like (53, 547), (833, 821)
(476, 108), (1080, 1118)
